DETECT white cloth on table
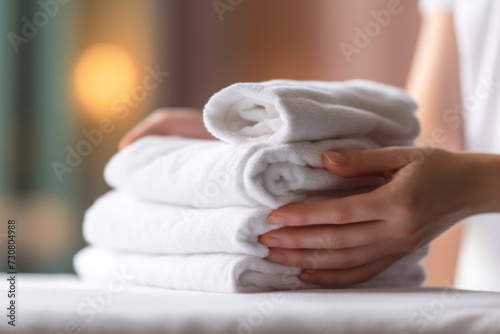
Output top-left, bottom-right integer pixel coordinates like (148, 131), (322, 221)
(8, 274), (500, 334)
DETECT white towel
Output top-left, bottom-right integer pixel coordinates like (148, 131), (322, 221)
(83, 191), (275, 256)
(104, 136), (384, 209)
(80, 191), (429, 293)
(77, 79), (426, 293)
(74, 247), (308, 293)
(74, 246), (428, 293)
(203, 79), (419, 145)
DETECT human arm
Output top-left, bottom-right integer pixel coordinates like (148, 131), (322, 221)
(259, 12), (495, 286)
(259, 147), (500, 286)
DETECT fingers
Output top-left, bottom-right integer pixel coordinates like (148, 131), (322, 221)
(263, 240), (403, 270)
(322, 147), (419, 178)
(118, 108), (211, 150)
(118, 110), (173, 150)
(268, 190), (384, 226)
(259, 221), (387, 250)
(298, 254), (403, 287)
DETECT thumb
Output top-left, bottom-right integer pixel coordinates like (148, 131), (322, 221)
(322, 147), (416, 178)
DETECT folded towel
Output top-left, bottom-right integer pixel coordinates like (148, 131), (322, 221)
(203, 79), (419, 145)
(83, 191), (275, 256)
(104, 136), (383, 209)
(74, 246), (428, 293)
(80, 191), (429, 292)
(77, 79), (426, 293)
(74, 247), (308, 293)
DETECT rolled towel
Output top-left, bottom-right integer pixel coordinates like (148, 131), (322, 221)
(104, 136), (383, 209)
(203, 79), (419, 145)
(74, 246), (428, 293)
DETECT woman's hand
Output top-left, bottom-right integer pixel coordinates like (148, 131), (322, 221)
(119, 108), (215, 149)
(259, 147), (500, 286)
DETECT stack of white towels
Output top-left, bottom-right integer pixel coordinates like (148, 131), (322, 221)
(74, 79), (429, 293)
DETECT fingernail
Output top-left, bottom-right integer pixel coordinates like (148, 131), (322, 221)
(299, 270), (319, 284)
(323, 151), (345, 165)
(260, 236), (282, 247)
(268, 214), (287, 225)
(266, 250), (286, 264)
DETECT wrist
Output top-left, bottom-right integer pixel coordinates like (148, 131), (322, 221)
(468, 153), (500, 215)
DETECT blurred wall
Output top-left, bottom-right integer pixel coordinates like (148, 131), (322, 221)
(1, 0), (458, 286)
(74, 0), (159, 209)
(0, 0), (161, 273)
(158, 0), (420, 108)
(0, 0), (82, 272)
(155, 0), (457, 287)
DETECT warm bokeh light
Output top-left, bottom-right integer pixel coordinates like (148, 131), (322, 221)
(74, 43), (137, 120)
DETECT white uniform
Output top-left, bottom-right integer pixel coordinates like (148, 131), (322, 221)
(420, 0), (500, 291)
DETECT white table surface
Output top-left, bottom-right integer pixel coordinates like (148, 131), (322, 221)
(1, 274), (500, 334)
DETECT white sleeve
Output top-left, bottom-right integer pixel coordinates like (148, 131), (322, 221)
(419, 0), (454, 13)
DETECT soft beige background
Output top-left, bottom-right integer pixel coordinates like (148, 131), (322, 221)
(1, 0), (461, 285)
(158, 0), (459, 286)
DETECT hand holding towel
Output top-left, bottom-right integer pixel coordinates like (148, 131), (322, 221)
(76, 79), (426, 293)
(80, 191), (429, 293)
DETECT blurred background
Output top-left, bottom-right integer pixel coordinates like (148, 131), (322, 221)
(0, 0), (459, 286)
